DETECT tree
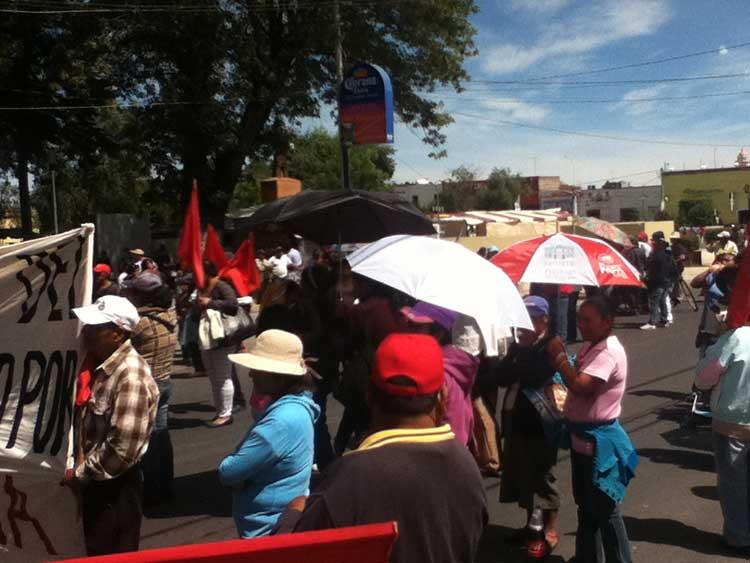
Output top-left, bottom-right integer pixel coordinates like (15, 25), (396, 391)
(442, 165), (479, 211)
(288, 128), (395, 191)
(478, 168), (522, 210)
(0, 7), (114, 237)
(109, 0), (477, 225)
(678, 199), (715, 227)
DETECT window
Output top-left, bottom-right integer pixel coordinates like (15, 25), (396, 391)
(586, 209), (601, 218)
(619, 208), (640, 221)
(412, 195), (419, 206)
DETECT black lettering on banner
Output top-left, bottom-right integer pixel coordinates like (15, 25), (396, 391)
(16, 253), (51, 324)
(0, 354), (13, 428)
(32, 352), (63, 453)
(46, 254), (67, 322)
(14, 235), (86, 323)
(6, 352), (46, 450)
(50, 351), (77, 456)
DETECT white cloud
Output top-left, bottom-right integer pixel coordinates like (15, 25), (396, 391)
(483, 0), (671, 74)
(508, 0), (569, 13)
(480, 97), (550, 123)
(617, 84), (669, 116)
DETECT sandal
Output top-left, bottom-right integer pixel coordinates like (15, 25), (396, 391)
(206, 415), (234, 428)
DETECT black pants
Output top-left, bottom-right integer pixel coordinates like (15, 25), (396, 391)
(82, 465), (143, 556)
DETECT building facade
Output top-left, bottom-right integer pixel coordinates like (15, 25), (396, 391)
(392, 182), (442, 209)
(662, 164), (750, 225)
(521, 176), (578, 213)
(576, 183), (662, 222)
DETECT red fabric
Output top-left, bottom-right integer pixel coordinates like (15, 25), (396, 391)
(220, 235), (262, 297)
(75, 354), (96, 407)
(56, 522), (398, 563)
(727, 253), (750, 328)
(177, 182), (205, 289)
(204, 224), (229, 271)
(373, 333), (444, 396)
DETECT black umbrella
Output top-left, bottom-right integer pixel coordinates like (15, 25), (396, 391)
(233, 189), (436, 244)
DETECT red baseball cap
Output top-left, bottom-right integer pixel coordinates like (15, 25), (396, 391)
(93, 263), (112, 276)
(373, 334), (444, 397)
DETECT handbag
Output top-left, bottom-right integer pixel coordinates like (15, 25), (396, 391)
(218, 306), (255, 346)
(468, 395), (503, 475)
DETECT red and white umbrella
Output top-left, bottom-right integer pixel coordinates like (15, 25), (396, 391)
(491, 233), (642, 287)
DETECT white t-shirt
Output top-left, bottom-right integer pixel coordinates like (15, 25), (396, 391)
(286, 248), (302, 282)
(265, 255), (291, 279)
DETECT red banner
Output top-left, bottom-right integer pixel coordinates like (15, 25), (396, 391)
(56, 522), (398, 563)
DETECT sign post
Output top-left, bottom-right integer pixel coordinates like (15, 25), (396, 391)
(338, 63), (394, 190)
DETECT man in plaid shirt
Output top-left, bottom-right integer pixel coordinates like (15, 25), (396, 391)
(70, 295), (159, 556)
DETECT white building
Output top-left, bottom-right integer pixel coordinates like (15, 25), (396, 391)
(392, 182), (442, 209)
(576, 183), (663, 222)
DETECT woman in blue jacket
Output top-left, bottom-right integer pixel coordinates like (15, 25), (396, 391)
(220, 329), (320, 538)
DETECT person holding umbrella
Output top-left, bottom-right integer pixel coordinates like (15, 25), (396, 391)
(549, 296), (638, 563)
(495, 296), (564, 556)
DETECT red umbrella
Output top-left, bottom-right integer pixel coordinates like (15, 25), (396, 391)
(491, 233), (642, 287)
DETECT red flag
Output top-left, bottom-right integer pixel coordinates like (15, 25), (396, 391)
(204, 224), (229, 270)
(177, 181), (205, 289)
(220, 234), (262, 297)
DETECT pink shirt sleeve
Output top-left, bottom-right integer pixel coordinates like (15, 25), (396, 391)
(581, 349), (617, 382)
(695, 358), (726, 391)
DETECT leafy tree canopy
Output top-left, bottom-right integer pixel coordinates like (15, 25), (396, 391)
(478, 167), (522, 211)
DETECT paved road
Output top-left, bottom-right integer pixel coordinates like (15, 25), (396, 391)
(141, 302), (741, 562)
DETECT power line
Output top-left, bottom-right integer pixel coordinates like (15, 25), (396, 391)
(464, 71), (750, 87)
(430, 89), (750, 106)
(0, 0), (408, 14)
(451, 111), (745, 149)
(579, 169), (661, 185)
(522, 40), (750, 81)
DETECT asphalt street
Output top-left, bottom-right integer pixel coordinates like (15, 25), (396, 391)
(140, 302), (742, 562)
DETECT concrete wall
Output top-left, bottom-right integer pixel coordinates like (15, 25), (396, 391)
(662, 167), (750, 224)
(457, 221), (559, 251)
(577, 185), (662, 222)
(392, 183), (441, 209)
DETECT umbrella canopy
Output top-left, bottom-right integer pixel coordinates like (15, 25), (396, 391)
(235, 189), (435, 244)
(491, 232), (642, 287)
(573, 216), (633, 247)
(347, 235), (532, 356)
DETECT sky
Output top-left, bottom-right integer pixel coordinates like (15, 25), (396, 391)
(331, 0), (750, 187)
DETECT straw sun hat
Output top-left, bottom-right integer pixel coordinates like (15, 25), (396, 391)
(228, 329), (307, 376)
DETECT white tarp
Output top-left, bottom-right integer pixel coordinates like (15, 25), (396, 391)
(0, 225), (93, 561)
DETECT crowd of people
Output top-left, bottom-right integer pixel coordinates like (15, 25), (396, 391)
(64, 226), (750, 562)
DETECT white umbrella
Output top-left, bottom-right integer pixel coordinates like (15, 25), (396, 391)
(347, 235), (532, 356)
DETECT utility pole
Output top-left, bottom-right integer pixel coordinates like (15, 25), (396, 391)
(334, 0), (352, 190)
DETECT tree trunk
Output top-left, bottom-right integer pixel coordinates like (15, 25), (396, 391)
(16, 146), (33, 239)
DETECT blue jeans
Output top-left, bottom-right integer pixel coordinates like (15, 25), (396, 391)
(648, 286), (669, 325)
(714, 432), (750, 547)
(572, 452), (633, 563)
(141, 379), (174, 502)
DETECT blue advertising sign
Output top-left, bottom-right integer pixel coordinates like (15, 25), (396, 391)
(339, 63), (394, 145)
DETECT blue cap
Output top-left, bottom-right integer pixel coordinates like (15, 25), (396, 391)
(487, 245), (500, 254)
(523, 295), (549, 318)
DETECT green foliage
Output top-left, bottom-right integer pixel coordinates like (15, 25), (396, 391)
(0, 0), (478, 231)
(678, 199), (715, 227)
(441, 165), (478, 211)
(478, 168), (522, 210)
(229, 161), (271, 211)
(288, 128), (395, 191)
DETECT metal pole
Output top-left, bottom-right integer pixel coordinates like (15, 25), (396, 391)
(51, 170), (58, 234)
(334, 0), (352, 190)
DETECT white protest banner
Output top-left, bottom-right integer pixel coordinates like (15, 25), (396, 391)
(0, 225), (94, 561)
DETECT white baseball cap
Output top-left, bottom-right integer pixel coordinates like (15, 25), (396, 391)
(73, 295), (140, 332)
(717, 231), (731, 238)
